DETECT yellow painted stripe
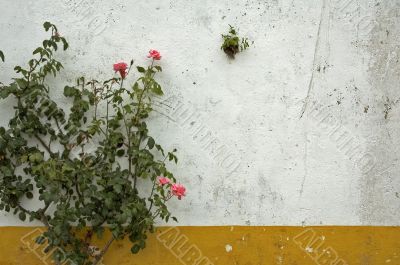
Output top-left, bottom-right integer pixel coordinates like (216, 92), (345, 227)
(0, 226), (399, 264)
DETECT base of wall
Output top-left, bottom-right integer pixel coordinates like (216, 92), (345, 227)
(0, 226), (399, 264)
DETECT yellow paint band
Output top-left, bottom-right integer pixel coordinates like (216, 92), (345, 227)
(0, 226), (399, 264)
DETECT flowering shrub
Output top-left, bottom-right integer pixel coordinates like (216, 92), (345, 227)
(0, 22), (185, 265)
(221, 25), (250, 58)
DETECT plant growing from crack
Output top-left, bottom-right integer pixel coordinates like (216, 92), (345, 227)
(221, 25), (250, 59)
(0, 22), (185, 265)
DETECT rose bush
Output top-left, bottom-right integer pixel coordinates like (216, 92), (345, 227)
(0, 22), (185, 265)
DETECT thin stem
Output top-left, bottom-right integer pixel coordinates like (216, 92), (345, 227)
(128, 137), (132, 178)
(105, 83), (114, 137)
(148, 157), (168, 213)
(40, 211), (50, 228)
(147, 180), (157, 213)
(34, 134), (54, 155)
(93, 82), (98, 120)
(40, 202), (51, 214)
(92, 236), (115, 265)
(106, 100), (109, 135)
(133, 63), (154, 124)
(17, 204), (30, 214)
(75, 174), (86, 206)
(27, 53), (44, 87)
(132, 60), (156, 189)
(54, 118), (64, 135)
(118, 78), (133, 178)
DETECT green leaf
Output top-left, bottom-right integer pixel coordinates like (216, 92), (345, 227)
(0, 86), (12, 99)
(33, 47), (43, 55)
(61, 163), (74, 173)
(147, 137), (155, 149)
(155, 144), (165, 156)
(63, 86), (77, 97)
(48, 40), (57, 51)
(43, 22), (52, 31)
(137, 66), (145, 73)
(151, 83), (163, 96)
(61, 38), (69, 50)
(15, 78), (28, 89)
(132, 82), (140, 93)
(123, 104), (132, 114)
(29, 152), (43, 163)
(131, 244), (141, 254)
(114, 184), (123, 193)
(19, 212), (26, 221)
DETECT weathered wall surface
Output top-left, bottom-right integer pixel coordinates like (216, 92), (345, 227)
(0, 0), (399, 229)
(1, 226), (400, 265)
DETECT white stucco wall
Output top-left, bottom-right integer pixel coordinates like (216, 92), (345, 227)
(0, 0), (399, 226)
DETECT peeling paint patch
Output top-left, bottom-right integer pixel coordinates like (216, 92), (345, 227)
(305, 246), (314, 253)
(225, 244), (233, 252)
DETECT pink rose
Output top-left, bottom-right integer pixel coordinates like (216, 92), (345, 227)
(158, 177), (170, 186)
(147, 49), (161, 60)
(113, 62), (128, 79)
(171, 184), (186, 200)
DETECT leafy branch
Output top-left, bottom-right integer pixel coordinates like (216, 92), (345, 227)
(221, 25), (251, 58)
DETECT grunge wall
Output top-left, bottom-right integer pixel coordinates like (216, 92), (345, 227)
(0, 0), (399, 264)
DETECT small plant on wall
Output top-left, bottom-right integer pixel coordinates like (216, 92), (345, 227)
(0, 22), (185, 265)
(221, 25), (250, 59)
